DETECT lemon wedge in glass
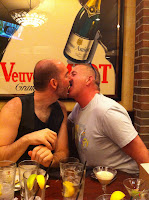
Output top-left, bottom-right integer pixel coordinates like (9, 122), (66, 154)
(110, 191), (125, 200)
(27, 174), (37, 191)
(63, 181), (75, 198)
(27, 174), (45, 190)
(36, 175), (45, 190)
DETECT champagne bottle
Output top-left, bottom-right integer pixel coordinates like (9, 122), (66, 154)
(63, 0), (102, 63)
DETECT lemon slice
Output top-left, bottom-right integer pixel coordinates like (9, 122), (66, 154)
(27, 174), (37, 191)
(27, 174), (46, 191)
(0, 183), (2, 196)
(63, 181), (75, 198)
(110, 191), (125, 200)
(36, 175), (45, 190)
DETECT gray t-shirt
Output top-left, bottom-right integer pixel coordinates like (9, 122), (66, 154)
(68, 93), (139, 174)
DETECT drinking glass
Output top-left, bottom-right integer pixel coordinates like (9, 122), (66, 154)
(18, 160), (39, 200)
(93, 166), (117, 194)
(0, 160), (16, 200)
(62, 162), (86, 200)
(123, 178), (146, 198)
(23, 169), (48, 200)
(59, 157), (79, 178)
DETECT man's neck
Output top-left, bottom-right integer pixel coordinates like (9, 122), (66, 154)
(34, 90), (58, 123)
(34, 90), (57, 109)
(76, 90), (99, 108)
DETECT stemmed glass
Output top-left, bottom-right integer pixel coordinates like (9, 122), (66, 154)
(132, 191), (149, 200)
(123, 178), (147, 198)
(93, 166), (117, 194)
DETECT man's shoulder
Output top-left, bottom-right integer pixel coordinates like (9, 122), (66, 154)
(94, 94), (130, 123)
(92, 94), (114, 108)
(0, 97), (22, 116)
(5, 97), (21, 108)
(1, 93), (34, 115)
(92, 94), (122, 114)
(18, 92), (34, 101)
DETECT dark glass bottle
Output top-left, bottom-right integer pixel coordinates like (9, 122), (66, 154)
(63, 0), (101, 63)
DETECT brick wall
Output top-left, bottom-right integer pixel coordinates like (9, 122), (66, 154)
(134, 0), (149, 148)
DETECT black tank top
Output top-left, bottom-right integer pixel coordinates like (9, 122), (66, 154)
(15, 92), (64, 164)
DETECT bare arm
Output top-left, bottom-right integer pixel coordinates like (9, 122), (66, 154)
(52, 102), (69, 166)
(0, 97), (29, 162)
(122, 135), (149, 165)
(0, 97), (57, 162)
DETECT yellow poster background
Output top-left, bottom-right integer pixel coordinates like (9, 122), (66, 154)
(0, 0), (116, 96)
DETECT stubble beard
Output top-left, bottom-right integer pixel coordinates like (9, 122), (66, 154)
(57, 86), (68, 99)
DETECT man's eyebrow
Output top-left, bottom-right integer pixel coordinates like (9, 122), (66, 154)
(71, 70), (77, 74)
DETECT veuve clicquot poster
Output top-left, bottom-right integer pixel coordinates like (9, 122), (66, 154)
(0, 0), (123, 100)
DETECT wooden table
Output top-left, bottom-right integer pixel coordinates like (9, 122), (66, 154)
(15, 170), (137, 200)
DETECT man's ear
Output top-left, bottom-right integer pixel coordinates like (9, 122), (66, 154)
(49, 78), (58, 90)
(86, 76), (93, 85)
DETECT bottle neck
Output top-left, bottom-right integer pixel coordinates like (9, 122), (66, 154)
(84, 0), (101, 16)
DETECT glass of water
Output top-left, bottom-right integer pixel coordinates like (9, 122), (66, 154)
(23, 169), (48, 200)
(0, 160), (16, 200)
(62, 162), (86, 200)
(18, 160), (39, 199)
(59, 157), (79, 178)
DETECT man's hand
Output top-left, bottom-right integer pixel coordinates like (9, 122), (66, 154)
(25, 128), (57, 150)
(28, 145), (53, 167)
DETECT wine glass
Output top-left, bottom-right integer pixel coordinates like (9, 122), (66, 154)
(132, 191), (149, 200)
(123, 178), (147, 198)
(93, 166), (117, 194)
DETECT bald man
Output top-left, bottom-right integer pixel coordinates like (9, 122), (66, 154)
(0, 59), (70, 168)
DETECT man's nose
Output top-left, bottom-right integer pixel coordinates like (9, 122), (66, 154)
(68, 73), (72, 80)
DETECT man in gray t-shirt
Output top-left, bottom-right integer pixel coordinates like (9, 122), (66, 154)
(67, 64), (149, 174)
